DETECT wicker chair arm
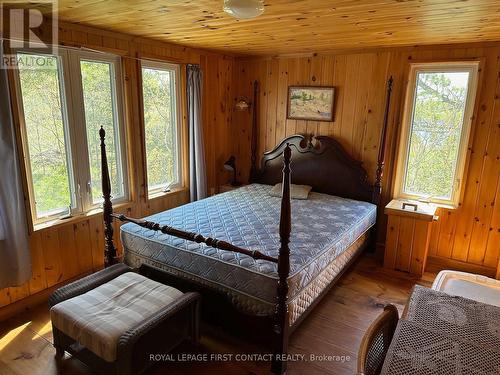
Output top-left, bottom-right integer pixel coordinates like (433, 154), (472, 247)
(48, 263), (132, 307)
(116, 292), (200, 373)
(357, 304), (399, 375)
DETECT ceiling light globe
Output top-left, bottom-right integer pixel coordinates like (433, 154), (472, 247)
(223, 0), (264, 19)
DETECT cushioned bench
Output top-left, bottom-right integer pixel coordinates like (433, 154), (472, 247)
(49, 263), (200, 375)
(431, 270), (500, 307)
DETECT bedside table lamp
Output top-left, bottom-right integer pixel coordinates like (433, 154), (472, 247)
(224, 156), (241, 186)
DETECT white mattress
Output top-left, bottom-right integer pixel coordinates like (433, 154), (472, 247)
(121, 184), (376, 316)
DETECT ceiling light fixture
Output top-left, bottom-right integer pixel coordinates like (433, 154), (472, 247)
(223, 0), (264, 20)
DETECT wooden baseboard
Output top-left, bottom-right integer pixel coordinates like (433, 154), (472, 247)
(426, 256), (497, 278)
(0, 272), (92, 322)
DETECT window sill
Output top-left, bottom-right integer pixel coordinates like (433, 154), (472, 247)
(395, 195), (458, 211)
(411, 200), (457, 211)
(430, 202), (457, 210)
(32, 201), (134, 233)
(147, 186), (189, 202)
(31, 188), (189, 233)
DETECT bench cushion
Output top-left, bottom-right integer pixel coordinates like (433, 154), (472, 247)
(431, 270), (500, 307)
(50, 271), (183, 362)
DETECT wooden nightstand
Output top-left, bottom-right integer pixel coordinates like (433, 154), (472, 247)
(218, 184), (243, 193)
(384, 199), (439, 276)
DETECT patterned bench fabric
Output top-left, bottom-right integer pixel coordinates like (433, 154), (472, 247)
(50, 272), (183, 362)
(121, 184), (376, 309)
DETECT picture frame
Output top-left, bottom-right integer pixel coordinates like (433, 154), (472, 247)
(287, 86), (335, 122)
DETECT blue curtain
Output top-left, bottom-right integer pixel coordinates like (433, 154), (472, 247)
(0, 42), (31, 287)
(187, 64), (207, 201)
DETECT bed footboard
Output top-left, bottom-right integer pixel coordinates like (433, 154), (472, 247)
(100, 127), (292, 375)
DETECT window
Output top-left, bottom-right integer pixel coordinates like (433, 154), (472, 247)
(15, 48), (128, 225)
(395, 62), (479, 207)
(141, 61), (181, 195)
(79, 58), (126, 204)
(17, 53), (74, 218)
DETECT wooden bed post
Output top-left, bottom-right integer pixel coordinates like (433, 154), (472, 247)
(250, 80), (259, 182)
(272, 144), (292, 375)
(372, 76), (393, 205)
(100, 127), (119, 268)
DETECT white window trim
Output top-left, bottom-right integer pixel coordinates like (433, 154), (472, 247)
(394, 61), (480, 208)
(13, 49), (78, 223)
(13, 47), (129, 226)
(140, 60), (182, 198)
(70, 51), (129, 210)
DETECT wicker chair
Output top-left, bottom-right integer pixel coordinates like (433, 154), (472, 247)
(357, 304), (399, 375)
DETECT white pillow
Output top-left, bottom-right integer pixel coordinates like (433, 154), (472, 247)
(270, 183), (312, 200)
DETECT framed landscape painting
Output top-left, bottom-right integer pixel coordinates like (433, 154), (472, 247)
(287, 86), (335, 121)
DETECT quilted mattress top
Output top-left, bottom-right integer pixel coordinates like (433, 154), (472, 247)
(120, 184), (376, 302)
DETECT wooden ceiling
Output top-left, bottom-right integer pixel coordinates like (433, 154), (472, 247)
(46, 0), (500, 55)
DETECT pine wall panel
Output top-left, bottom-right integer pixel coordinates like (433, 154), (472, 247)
(0, 22), (234, 313)
(1, 24), (498, 316)
(232, 43), (500, 276)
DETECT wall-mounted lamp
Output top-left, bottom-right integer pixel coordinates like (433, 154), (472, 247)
(235, 97), (251, 111)
(224, 156), (241, 186)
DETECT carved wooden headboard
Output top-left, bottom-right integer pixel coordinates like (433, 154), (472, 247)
(253, 135), (377, 204)
(250, 77), (393, 206)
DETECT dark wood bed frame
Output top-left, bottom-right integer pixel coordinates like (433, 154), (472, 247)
(100, 77), (393, 375)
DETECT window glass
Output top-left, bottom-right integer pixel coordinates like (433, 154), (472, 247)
(80, 59), (124, 203)
(141, 64), (180, 193)
(403, 71), (470, 200)
(396, 62), (479, 207)
(17, 53), (73, 218)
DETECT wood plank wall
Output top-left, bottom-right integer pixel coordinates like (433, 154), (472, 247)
(0, 22), (234, 311)
(232, 42), (500, 276)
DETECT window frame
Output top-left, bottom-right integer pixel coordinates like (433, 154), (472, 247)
(70, 51), (129, 210)
(13, 49), (78, 222)
(139, 59), (183, 198)
(12, 47), (129, 226)
(394, 61), (480, 208)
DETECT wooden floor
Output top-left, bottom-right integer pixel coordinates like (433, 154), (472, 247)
(0, 255), (434, 375)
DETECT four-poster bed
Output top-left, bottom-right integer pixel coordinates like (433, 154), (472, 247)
(99, 78), (393, 374)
